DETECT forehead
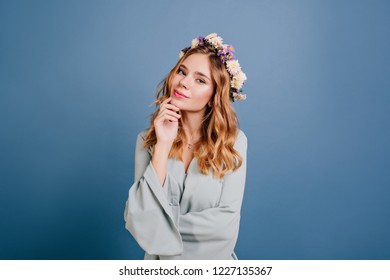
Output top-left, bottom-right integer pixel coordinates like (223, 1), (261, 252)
(181, 53), (211, 76)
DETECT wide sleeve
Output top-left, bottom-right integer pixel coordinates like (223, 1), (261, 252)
(124, 132), (183, 256)
(178, 131), (247, 245)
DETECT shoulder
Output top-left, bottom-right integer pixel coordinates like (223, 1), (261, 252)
(135, 129), (152, 155)
(235, 129), (247, 146)
(236, 129), (247, 142)
(233, 129), (247, 155)
(137, 129), (148, 142)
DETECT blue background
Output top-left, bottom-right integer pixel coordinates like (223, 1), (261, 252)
(1, 0), (389, 259)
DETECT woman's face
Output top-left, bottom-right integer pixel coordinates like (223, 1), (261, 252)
(170, 53), (215, 114)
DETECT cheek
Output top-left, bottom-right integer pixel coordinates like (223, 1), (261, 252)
(196, 86), (214, 103)
(172, 74), (181, 84)
(204, 85), (215, 100)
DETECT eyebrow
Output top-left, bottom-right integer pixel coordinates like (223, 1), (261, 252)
(180, 64), (211, 82)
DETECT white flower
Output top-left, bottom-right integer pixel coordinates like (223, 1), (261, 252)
(205, 33), (223, 47)
(191, 38), (199, 48)
(236, 71), (247, 82)
(208, 36), (223, 47)
(226, 60), (241, 75)
(231, 79), (244, 89)
(231, 71), (247, 89)
(233, 92), (247, 101)
(205, 33), (218, 40)
(179, 51), (185, 59)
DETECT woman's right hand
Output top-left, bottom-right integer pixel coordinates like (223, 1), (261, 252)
(153, 97), (181, 147)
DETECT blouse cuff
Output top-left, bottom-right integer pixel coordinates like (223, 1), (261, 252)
(144, 162), (173, 216)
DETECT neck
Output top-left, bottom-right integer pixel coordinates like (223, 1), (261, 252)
(180, 111), (203, 141)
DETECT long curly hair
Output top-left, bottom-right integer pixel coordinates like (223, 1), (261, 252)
(143, 45), (242, 179)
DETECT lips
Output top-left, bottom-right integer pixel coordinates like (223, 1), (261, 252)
(173, 89), (189, 99)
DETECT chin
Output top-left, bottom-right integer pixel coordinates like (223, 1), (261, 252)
(170, 98), (183, 108)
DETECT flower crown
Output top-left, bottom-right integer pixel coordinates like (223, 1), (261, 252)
(179, 33), (247, 101)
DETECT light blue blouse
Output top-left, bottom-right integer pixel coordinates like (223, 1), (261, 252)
(124, 130), (247, 259)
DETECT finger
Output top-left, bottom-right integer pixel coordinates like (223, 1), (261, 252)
(163, 109), (181, 119)
(156, 111), (181, 123)
(155, 114), (179, 124)
(164, 115), (179, 122)
(158, 104), (180, 118)
(161, 103), (180, 112)
(159, 97), (172, 108)
(163, 96), (172, 103)
(155, 109), (180, 124)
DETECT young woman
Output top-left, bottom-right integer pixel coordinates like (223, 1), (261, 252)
(124, 33), (248, 260)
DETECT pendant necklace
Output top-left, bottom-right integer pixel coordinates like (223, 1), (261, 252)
(186, 131), (199, 150)
(187, 134), (194, 149)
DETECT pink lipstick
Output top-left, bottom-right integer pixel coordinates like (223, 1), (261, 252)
(173, 89), (189, 99)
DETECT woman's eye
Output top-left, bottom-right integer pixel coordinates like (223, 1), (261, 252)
(196, 79), (205, 84)
(178, 69), (186, 75)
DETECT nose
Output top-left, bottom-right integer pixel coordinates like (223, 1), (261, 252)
(179, 75), (192, 89)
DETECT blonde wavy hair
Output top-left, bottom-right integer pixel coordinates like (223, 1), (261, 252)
(144, 45), (242, 179)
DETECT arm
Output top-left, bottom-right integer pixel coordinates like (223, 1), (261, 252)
(151, 97), (181, 186)
(124, 132), (183, 255)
